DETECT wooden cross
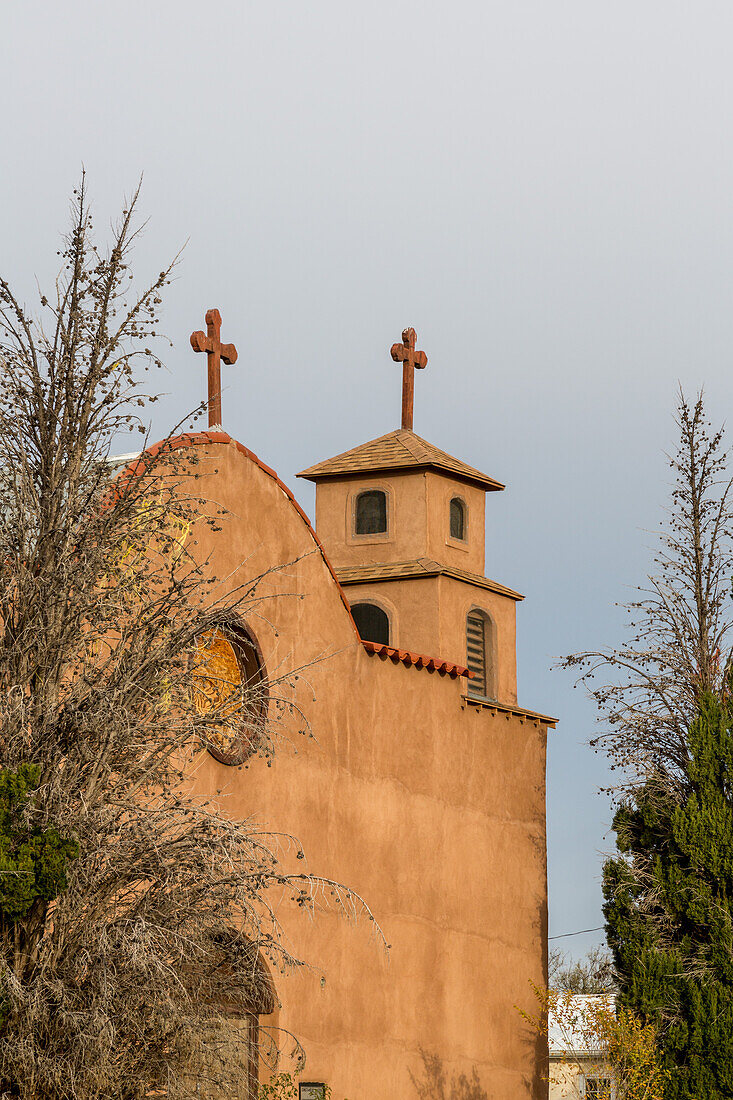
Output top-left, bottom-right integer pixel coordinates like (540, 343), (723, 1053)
(390, 327), (427, 430)
(190, 308), (238, 428)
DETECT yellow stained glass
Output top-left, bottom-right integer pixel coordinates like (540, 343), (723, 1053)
(191, 629), (243, 756)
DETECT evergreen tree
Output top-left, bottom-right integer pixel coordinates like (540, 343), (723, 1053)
(604, 692), (733, 1100)
(0, 762), (77, 922)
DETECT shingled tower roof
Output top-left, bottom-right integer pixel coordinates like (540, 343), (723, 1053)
(297, 428), (504, 492)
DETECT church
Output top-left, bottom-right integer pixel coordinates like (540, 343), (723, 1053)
(176, 310), (555, 1099)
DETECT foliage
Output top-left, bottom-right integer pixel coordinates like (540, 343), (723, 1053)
(258, 1073), (350, 1099)
(522, 987), (666, 1100)
(563, 391), (733, 789)
(565, 392), (733, 1097)
(0, 763), (78, 923)
(549, 946), (616, 994)
(0, 179), (380, 1099)
(604, 691), (733, 1100)
(258, 1075), (304, 1100)
(409, 1050), (489, 1100)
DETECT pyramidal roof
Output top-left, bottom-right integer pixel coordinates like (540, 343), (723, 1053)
(297, 429), (504, 492)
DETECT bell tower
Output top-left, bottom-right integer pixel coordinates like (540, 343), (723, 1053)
(297, 328), (523, 706)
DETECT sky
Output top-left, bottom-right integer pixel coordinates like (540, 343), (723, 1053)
(4, 0), (733, 957)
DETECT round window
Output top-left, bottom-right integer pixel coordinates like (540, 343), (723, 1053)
(191, 625), (267, 765)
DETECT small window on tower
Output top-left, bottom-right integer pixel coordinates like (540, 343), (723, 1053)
(450, 497), (466, 540)
(351, 602), (390, 646)
(355, 489), (388, 535)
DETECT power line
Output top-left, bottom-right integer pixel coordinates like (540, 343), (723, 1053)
(548, 926), (604, 941)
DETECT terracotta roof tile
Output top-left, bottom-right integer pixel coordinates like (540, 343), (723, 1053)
(462, 695), (558, 728)
(361, 640), (471, 679)
(336, 558), (524, 601)
(297, 430), (504, 492)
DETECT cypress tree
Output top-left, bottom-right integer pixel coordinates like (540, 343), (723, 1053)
(604, 692), (733, 1099)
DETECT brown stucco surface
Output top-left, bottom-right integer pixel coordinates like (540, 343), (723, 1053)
(312, 470), (490, 578)
(168, 435), (550, 1099)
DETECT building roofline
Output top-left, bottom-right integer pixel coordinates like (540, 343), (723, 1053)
(462, 695), (557, 728)
(118, 430), (363, 638)
(362, 640), (471, 679)
(299, 462), (504, 492)
(118, 432), (475, 687)
(297, 428), (504, 492)
(335, 559), (524, 601)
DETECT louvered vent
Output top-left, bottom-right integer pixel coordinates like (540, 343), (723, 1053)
(466, 612), (486, 697)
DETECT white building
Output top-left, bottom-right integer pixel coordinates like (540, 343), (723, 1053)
(548, 994), (615, 1100)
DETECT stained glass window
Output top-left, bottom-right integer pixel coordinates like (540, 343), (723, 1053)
(191, 626), (266, 764)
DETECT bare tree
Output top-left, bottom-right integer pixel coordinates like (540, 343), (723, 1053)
(0, 179), (380, 1099)
(563, 390), (733, 791)
(549, 946), (616, 994)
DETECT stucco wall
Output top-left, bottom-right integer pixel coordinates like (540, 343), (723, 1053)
(335, 574), (519, 705)
(312, 469), (487, 576)
(424, 470), (486, 574)
(175, 438), (549, 1100)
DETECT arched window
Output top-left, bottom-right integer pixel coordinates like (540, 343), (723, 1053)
(355, 489), (387, 535)
(450, 497), (466, 540)
(241, 951), (276, 1100)
(351, 602), (390, 646)
(206, 934), (276, 1100)
(191, 624), (267, 765)
(466, 610), (494, 699)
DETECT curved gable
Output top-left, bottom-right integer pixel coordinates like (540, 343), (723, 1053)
(123, 431), (471, 681)
(125, 430), (360, 638)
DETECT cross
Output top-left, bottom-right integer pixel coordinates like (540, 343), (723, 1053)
(190, 308), (238, 429)
(390, 327), (427, 431)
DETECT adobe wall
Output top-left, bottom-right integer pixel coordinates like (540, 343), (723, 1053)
(176, 438), (548, 1100)
(314, 471), (428, 568)
(438, 576), (519, 705)
(334, 577), (441, 656)
(313, 471), (487, 576)
(337, 574), (518, 705)
(423, 470), (486, 573)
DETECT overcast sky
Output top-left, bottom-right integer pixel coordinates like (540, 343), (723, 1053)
(4, 0), (733, 956)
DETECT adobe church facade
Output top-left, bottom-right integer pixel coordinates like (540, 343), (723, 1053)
(180, 313), (555, 1098)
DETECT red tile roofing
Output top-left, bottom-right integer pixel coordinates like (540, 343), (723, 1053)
(361, 640), (472, 679)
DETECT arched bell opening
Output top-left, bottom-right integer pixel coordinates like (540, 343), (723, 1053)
(351, 602), (391, 646)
